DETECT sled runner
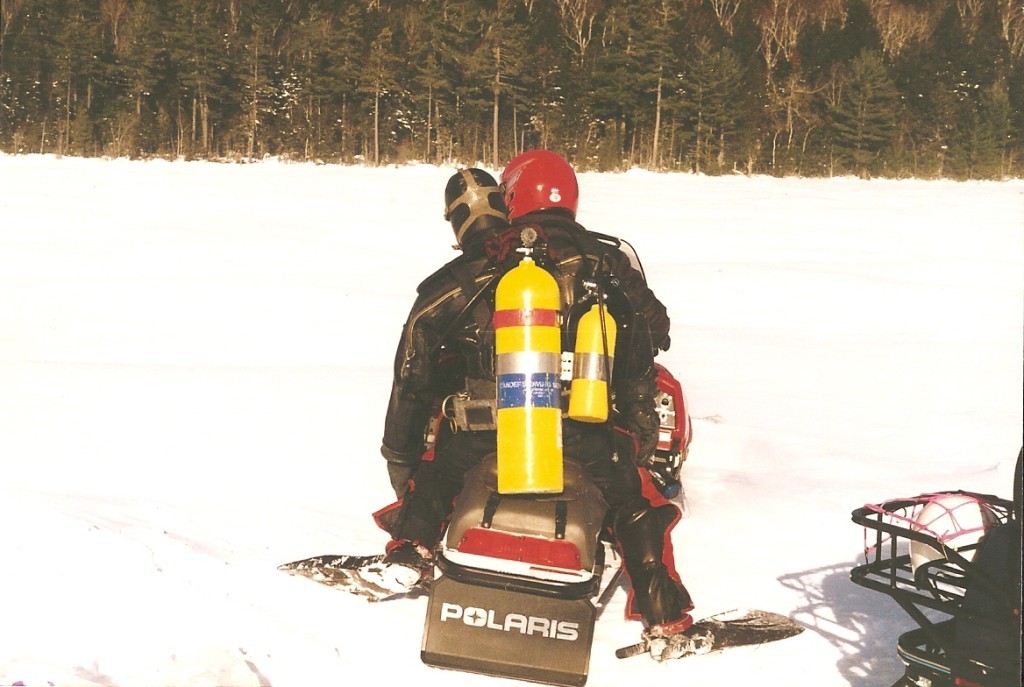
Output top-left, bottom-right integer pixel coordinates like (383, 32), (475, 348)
(614, 608), (804, 660)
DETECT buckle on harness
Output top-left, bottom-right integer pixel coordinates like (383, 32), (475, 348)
(446, 379), (499, 432)
(452, 395), (498, 431)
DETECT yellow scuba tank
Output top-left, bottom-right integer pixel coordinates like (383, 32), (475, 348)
(493, 252), (563, 494)
(568, 302), (616, 422)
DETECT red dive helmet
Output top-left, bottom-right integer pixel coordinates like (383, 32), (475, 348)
(501, 150), (579, 221)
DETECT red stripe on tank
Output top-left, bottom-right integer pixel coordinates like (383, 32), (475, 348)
(492, 308), (559, 328)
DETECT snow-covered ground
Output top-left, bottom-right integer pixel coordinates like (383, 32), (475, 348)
(0, 154), (1020, 687)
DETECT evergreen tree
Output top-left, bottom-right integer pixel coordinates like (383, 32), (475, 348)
(827, 48), (900, 176)
(590, 2), (660, 169)
(550, 0), (606, 157)
(56, 1), (105, 156)
(394, 1), (446, 163)
(0, 0), (1019, 176)
(676, 39), (747, 173)
(482, 0), (529, 167)
(360, 24), (401, 165)
(975, 82), (1011, 177)
(1, 0), (67, 152)
(938, 2), (1016, 179)
(445, 0), (528, 165)
(505, 1), (571, 152)
(319, 2), (371, 160)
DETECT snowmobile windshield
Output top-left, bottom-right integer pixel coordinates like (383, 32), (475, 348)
(588, 230), (647, 282)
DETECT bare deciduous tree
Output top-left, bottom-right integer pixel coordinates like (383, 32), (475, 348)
(555, 0), (601, 66)
(756, 0), (848, 80)
(866, 0), (948, 57)
(999, 0), (1024, 57)
(755, 0), (811, 82)
(956, 0), (984, 41)
(100, 0), (130, 51)
(709, 0), (744, 35)
(1, 0), (28, 40)
(224, 0), (242, 34)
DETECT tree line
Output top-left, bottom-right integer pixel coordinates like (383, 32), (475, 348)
(1, 0), (1021, 178)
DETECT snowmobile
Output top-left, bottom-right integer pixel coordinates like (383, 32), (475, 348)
(415, 359), (692, 686)
(282, 359), (799, 685)
(282, 361), (691, 687)
(850, 448), (1022, 687)
(281, 234), (800, 684)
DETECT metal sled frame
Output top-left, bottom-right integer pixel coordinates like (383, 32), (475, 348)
(850, 492), (1015, 687)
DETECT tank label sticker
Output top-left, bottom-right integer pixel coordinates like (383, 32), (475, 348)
(498, 373), (561, 409)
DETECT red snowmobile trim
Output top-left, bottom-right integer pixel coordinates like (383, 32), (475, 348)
(373, 499), (403, 535)
(456, 527), (583, 570)
(954, 679), (984, 687)
(374, 410), (445, 535)
(640, 464), (685, 587)
(654, 362), (691, 454)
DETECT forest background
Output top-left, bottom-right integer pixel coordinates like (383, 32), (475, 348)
(1, 0), (1021, 179)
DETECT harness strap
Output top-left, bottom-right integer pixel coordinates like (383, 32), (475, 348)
(446, 260), (497, 375)
(482, 491), (502, 529)
(555, 501), (569, 540)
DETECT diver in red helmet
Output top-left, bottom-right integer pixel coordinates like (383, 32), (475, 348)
(501, 149), (693, 659)
(501, 150), (671, 354)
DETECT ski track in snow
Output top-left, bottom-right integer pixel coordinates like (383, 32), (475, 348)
(1, 154), (1021, 687)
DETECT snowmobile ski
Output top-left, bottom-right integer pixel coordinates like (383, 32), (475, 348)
(278, 553), (428, 602)
(615, 608), (803, 660)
